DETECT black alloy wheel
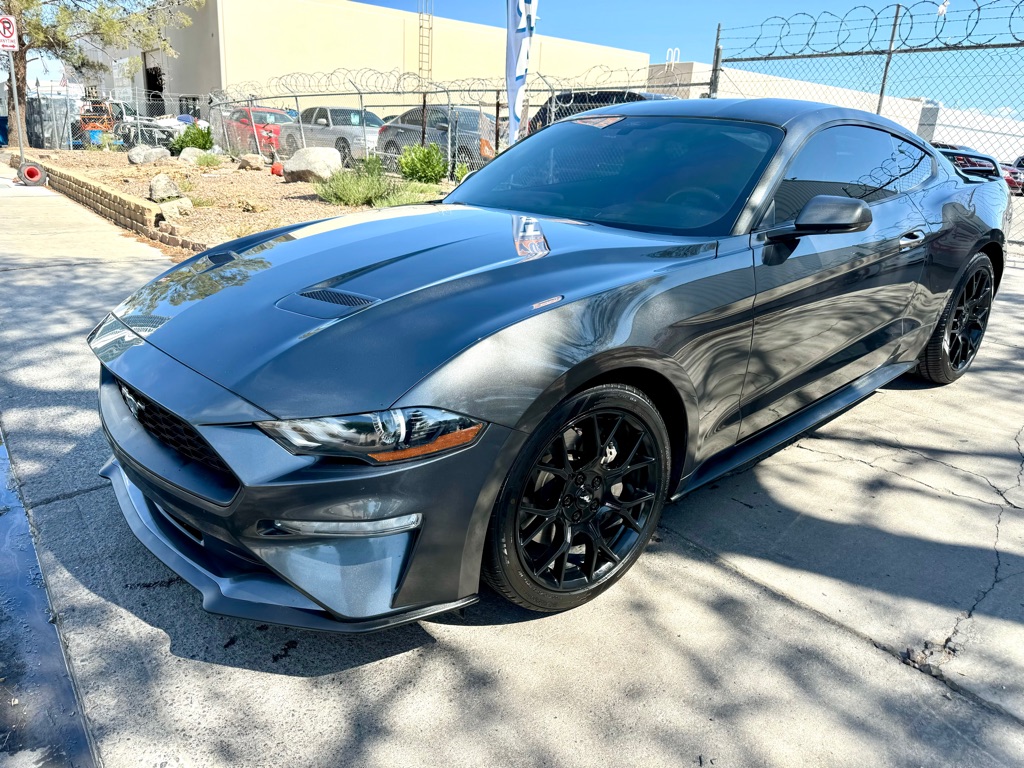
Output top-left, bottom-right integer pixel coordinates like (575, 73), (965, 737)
(484, 384), (670, 612)
(918, 253), (995, 384)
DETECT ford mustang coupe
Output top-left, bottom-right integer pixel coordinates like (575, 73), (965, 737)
(89, 99), (1007, 632)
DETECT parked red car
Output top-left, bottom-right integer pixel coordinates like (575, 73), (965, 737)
(1001, 164), (1024, 194)
(223, 107), (294, 155)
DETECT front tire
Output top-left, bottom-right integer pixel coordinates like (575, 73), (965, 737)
(483, 384), (670, 613)
(336, 138), (352, 167)
(917, 253), (994, 384)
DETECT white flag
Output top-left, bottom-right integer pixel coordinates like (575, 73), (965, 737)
(506, 0), (539, 146)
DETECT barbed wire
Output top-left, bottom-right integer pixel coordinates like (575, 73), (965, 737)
(209, 65), (659, 106)
(720, 0), (1024, 59)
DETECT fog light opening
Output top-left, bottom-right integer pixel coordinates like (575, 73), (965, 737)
(270, 513), (422, 537)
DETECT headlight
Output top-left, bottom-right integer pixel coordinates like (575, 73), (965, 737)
(257, 407), (484, 463)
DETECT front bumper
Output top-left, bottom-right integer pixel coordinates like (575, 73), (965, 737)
(91, 315), (524, 633)
(101, 458), (475, 633)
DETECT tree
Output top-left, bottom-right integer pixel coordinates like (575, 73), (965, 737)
(1, 0), (203, 149)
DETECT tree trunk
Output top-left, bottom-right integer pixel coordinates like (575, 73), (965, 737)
(5, 47), (28, 151)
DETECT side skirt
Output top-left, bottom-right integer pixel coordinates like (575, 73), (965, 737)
(672, 360), (917, 501)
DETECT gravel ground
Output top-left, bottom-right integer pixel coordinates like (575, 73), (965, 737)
(30, 150), (372, 256)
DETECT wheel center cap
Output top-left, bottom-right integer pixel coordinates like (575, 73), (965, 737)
(575, 489), (594, 509)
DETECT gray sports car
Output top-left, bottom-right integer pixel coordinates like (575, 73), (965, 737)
(90, 99), (1007, 632)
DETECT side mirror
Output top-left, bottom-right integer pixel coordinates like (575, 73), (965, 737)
(238, 118), (250, 125)
(765, 195), (872, 242)
(435, 122), (449, 132)
(315, 118), (328, 127)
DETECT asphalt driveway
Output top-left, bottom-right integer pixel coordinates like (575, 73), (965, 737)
(1, 161), (1023, 766)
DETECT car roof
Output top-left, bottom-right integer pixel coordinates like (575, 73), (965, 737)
(584, 97), (919, 139)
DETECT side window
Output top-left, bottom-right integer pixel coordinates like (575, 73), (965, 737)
(402, 108), (424, 127)
(890, 138), (932, 193)
(229, 110), (244, 123)
(300, 108), (317, 124)
(771, 125), (908, 224)
(427, 109), (449, 128)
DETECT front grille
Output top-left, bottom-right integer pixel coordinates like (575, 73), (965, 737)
(116, 380), (231, 475)
(299, 288), (375, 307)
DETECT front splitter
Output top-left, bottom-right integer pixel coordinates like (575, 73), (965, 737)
(100, 457), (477, 634)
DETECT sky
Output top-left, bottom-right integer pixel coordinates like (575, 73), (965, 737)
(353, 1), (1024, 116)
(353, 0), (897, 64)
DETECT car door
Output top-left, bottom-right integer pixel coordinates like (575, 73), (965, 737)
(305, 107), (329, 148)
(739, 124), (932, 439)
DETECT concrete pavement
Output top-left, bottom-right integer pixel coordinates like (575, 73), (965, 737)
(1, 162), (1023, 766)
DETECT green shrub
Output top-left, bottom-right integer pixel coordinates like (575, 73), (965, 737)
(316, 165), (399, 207)
(170, 124), (214, 155)
(454, 162), (470, 183)
(362, 154), (384, 178)
(379, 181), (442, 207)
(197, 153), (221, 168)
(398, 143), (447, 184)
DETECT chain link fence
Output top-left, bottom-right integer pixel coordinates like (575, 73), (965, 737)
(207, 65), (711, 174)
(712, 0), (1024, 244)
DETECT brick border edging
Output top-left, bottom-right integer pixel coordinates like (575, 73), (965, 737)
(6, 153), (209, 253)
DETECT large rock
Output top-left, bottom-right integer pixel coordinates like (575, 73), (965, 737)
(283, 147), (342, 183)
(149, 173), (182, 203)
(237, 154), (264, 171)
(178, 146), (210, 164)
(128, 145), (171, 165)
(159, 198), (195, 219)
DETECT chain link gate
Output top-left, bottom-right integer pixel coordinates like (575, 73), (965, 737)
(711, 0), (1024, 246)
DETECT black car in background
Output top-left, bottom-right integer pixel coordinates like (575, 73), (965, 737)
(91, 99), (1007, 633)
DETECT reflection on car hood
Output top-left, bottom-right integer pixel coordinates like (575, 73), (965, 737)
(112, 205), (716, 419)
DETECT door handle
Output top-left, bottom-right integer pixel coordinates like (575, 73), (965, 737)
(899, 230), (926, 250)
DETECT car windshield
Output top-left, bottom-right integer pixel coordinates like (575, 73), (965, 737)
(445, 116), (783, 235)
(253, 111), (293, 124)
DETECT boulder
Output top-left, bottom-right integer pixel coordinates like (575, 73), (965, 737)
(149, 173), (182, 203)
(237, 154), (264, 170)
(178, 146), (210, 164)
(128, 145), (171, 165)
(283, 147), (342, 183)
(159, 198), (195, 219)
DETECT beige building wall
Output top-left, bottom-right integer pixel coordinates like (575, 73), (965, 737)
(207, 0), (646, 91)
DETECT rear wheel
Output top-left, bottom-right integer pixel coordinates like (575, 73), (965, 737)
(917, 253), (994, 384)
(483, 384), (670, 612)
(285, 134), (299, 157)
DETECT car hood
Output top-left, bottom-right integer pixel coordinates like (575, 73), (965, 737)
(111, 205), (715, 420)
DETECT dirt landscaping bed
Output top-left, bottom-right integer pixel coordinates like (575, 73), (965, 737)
(23, 150), (449, 261)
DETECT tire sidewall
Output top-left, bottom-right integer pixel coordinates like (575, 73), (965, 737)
(929, 253), (994, 382)
(488, 385), (671, 612)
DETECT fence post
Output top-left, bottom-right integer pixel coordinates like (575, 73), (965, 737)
(349, 78), (367, 161)
(877, 4), (902, 115)
(247, 96), (264, 160)
(421, 91), (427, 147)
(294, 95), (306, 149)
(709, 24), (723, 99)
(495, 89), (501, 153)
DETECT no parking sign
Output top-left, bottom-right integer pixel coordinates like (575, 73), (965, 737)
(1, 15), (18, 52)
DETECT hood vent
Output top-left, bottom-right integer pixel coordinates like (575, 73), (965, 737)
(276, 286), (380, 320)
(299, 288), (375, 307)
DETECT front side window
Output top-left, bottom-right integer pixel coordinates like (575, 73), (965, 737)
(446, 116), (783, 236)
(771, 125), (930, 224)
(402, 109), (424, 127)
